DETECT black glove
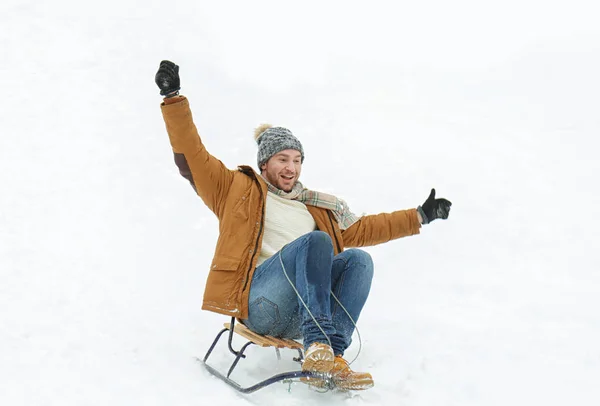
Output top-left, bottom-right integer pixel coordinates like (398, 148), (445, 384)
(417, 188), (452, 224)
(155, 60), (181, 97)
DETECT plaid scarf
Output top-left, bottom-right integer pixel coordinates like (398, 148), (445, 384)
(261, 175), (360, 230)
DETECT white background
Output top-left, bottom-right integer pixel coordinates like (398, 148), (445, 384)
(1, 1), (599, 405)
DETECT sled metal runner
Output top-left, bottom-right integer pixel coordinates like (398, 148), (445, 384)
(200, 317), (331, 393)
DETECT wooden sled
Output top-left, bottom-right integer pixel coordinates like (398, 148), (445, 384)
(199, 317), (330, 393)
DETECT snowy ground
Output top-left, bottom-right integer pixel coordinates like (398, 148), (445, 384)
(2, 1), (600, 405)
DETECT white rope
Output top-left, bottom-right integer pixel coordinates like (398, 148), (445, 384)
(329, 290), (362, 366)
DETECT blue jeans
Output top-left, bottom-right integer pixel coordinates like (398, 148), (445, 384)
(242, 231), (374, 356)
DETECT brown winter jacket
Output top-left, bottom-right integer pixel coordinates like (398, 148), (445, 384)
(161, 96), (421, 319)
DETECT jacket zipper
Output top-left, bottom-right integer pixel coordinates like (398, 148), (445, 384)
(328, 211), (342, 254)
(242, 179), (265, 292)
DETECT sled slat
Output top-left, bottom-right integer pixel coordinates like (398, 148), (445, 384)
(269, 336), (303, 350)
(224, 322), (303, 350)
(265, 335), (294, 349)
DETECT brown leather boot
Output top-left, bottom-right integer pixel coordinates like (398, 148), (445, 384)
(329, 355), (374, 390)
(301, 342), (334, 374)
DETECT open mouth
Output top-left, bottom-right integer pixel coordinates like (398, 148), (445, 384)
(281, 175), (295, 181)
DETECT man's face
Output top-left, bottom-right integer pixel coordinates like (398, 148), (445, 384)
(261, 149), (302, 192)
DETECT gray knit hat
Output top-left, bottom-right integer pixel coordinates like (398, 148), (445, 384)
(254, 124), (304, 169)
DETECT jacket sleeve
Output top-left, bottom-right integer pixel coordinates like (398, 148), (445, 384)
(341, 209), (421, 247)
(161, 96), (233, 215)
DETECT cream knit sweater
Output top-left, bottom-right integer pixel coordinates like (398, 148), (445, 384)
(257, 191), (317, 266)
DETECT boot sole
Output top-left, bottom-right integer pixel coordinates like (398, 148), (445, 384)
(334, 378), (374, 391)
(300, 376), (374, 391)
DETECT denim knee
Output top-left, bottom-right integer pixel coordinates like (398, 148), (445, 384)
(304, 230), (334, 251)
(346, 249), (374, 279)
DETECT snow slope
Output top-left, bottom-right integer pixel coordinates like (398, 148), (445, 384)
(1, 1), (599, 405)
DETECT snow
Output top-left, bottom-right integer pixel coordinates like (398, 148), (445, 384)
(2, 0), (600, 405)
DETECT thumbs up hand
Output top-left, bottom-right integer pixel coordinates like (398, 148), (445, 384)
(417, 189), (452, 225)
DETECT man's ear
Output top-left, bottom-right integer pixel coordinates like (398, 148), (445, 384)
(260, 163), (266, 171)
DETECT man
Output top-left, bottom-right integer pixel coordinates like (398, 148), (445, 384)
(156, 60), (452, 390)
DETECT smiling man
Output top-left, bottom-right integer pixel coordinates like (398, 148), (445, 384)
(156, 60), (452, 390)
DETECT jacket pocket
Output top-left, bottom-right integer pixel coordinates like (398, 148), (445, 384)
(204, 255), (242, 310)
(209, 255), (240, 272)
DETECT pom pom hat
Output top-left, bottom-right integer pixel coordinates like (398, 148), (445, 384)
(254, 124), (304, 169)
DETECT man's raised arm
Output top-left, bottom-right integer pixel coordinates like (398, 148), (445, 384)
(156, 61), (233, 215)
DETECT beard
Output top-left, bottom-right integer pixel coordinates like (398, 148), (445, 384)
(264, 171), (297, 192)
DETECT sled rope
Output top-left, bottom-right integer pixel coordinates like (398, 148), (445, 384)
(278, 250), (363, 366)
(329, 289), (362, 366)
